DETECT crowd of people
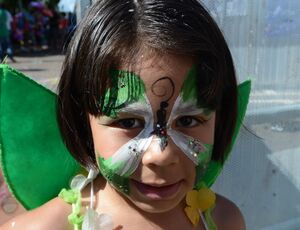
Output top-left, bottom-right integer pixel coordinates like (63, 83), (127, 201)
(0, 2), (76, 62)
(0, 3), (14, 62)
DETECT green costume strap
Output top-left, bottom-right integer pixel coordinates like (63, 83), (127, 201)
(204, 204), (217, 230)
(58, 188), (84, 230)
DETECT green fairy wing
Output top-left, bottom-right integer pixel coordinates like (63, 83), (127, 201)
(0, 64), (81, 210)
(198, 80), (251, 188)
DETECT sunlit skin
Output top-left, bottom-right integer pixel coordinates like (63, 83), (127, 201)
(89, 49), (216, 215)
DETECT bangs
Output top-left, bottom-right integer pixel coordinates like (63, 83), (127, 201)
(81, 45), (144, 116)
(82, 48), (224, 117)
(57, 0), (237, 168)
(195, 53), (224, 111)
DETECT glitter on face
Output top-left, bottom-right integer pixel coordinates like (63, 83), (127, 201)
(95, 66), (214, 193)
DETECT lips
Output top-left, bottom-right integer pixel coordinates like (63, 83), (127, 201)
(131, 180), (182, 199)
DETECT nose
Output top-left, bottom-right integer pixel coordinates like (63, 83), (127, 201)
(142, 137), (180, 167)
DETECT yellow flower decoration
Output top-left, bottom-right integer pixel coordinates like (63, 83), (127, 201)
(184, 188), (216, 227)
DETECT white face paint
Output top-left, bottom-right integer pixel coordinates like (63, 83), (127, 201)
(100, 93), (212, 177)
(167, 95), (212, 165)
(106, 97), (154, 176)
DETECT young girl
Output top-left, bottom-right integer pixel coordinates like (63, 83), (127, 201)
(0, 0), (250, 229)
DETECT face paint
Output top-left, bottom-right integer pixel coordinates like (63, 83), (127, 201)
(167, 66), (214, 184)
(98, 99), (154, 176)
(98, 155), (130, 194)
(96, 66), (214, 194)
(97, 70), (154, 194)
(167, 96), (214, 166)
(152, 101), (168, 149)
(180, 66), (200, 103)
(100, 69), (146, 118)
(151, 77), (175, 150)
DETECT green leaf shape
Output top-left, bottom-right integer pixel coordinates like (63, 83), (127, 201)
(0, 64), (81, 210)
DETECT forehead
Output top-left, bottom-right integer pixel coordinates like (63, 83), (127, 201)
(121, 51), (195, 107)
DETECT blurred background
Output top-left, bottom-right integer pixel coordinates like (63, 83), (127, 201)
(203, 1), (300, 229)
(0, 0), (78, 60)
(0, 0), (299, 229)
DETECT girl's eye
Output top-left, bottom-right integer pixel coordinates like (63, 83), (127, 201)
(175, 116), (205, 128)
(115, 118), (144, 129)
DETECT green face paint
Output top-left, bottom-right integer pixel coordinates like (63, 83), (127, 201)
(101, 69), (145, 118)
(194, 144), (213, 186)
(180, 66), (198, 103)
(97, 156), (130, 194)
(167, 65), (214, 186)
(181, 66), (215, 186)
(97, 69), (151, 194)
(180, 65), (212, 112)
(97, 66), (214, 194)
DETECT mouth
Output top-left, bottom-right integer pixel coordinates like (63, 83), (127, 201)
(131, 180), (183, 200)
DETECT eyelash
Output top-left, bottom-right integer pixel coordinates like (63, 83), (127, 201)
(112, 118), (144, 129)
(175, 116), (208, 128)
(107, 115), (209, 129)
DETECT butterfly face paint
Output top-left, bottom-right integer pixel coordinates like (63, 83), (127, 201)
(94, 66), (214, 195)
(151, 77), (175, 150)
(96, 70), (154, 193)
(167, 66), (214, 184)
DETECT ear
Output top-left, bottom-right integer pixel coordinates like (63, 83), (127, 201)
(196, 81), (251, 189)
(0, 64), (81, 210)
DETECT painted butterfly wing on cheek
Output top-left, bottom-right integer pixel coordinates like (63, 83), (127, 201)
(103, 99), (154, 177)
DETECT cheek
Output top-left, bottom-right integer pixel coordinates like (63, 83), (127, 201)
(90, 125), (119, 159)
(186, 159), (196, 179)
(180, 154), (197, 187)
(90, 118), (142, 159)
(182, 114), (216, 145)
(97, 155), (131, 194)
(189, 125), (214, 144)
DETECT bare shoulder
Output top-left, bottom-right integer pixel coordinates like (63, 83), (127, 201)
(0, 197), (72, 230)
(213, 194), (246, 230)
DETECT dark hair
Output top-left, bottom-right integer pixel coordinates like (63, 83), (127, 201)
(57, 0), (237, 169)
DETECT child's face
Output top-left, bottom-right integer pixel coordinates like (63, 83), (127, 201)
(89, 51), (215, 213)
